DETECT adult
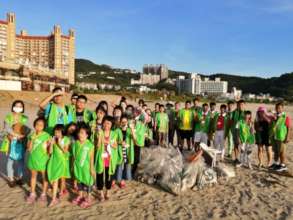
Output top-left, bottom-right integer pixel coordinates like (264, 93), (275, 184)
(39, 87), (69, 135)
(178, 101), (194, 151)
(71, 95), (95, 126)
(0, 100), (30, 187)
(254, 106), (273, 168)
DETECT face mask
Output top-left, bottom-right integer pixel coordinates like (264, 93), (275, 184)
(13, 106), (23, 113)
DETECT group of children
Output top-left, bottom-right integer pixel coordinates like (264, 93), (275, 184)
(0, 87), (291, 208)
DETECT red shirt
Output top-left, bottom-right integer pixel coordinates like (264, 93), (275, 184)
(217, 115), (225, 130)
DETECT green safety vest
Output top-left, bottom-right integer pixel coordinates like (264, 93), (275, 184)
(46, 103), (68, 135)
(116, 127), (135, 165)
(135, 121), (146, 147)
(71, 108), (95, 125)
(27, 131), (51, 171)
(95, 130), (118, 175)
(0, 113), (28, 153)
(47, 136), (71, 183)
(273, 113), (288, 142)
(178, 108), (194, 131)
(72, 139), (94, 186)
(195, 111), (211, 133)
(239, 120), (255, 144)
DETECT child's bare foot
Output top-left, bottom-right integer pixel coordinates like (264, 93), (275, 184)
(26, 193), (36, 204)
(98, 192), (105, 202)
(105, 191), (110, 200)
(48, 198), (59, 207)
(38, 193), (47, 204)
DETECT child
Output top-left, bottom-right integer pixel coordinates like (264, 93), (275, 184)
(65, 122), (78, 191)
(47, 124), (71, 206)
(208, 102), (218, 147)
(90, 105), (106, 143)
(154, 104), (169, 146)
(238, 111), (255, 169)
(72, 123), (95, 208)
(26, 117), (51, 204)
(116, 115), (135, 188)
(270, 102), (291, 172)
(145, 108), (154, 147)
(1, 100), (29, 187)
(194, 103), (211, 148)
(213, 104), (228, 161)
(95, 116), (118, 201)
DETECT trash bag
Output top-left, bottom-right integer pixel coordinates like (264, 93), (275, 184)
(136, 146), (183, 195)
(197, 167), (218, 190)
(181, 158), (205, 192)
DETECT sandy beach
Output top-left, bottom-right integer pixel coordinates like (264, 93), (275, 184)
(0, 91), (292, 220)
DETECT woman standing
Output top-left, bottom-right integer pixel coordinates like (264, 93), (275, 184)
(0, 100), (29, 187)
(254, 106), (273, 168)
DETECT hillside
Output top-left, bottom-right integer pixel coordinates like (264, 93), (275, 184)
(75, 58), (293, 100)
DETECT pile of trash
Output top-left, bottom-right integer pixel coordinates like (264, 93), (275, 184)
(136, 144), (235, 195)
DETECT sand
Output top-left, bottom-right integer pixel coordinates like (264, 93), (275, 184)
(0, 91), (292, 220)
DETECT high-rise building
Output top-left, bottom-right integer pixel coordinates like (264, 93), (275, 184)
(0, 12), (75, 85)
(143, 64), (169, 80)
(176, 74), (228, 95)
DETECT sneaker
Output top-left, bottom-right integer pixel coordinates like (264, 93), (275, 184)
(275, 164), (288, 172)
(268, 163), (278, 170)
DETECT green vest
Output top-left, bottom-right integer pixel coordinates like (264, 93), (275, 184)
(116, 127), (134, 165)
(0, 113), (28, 153)
(178, 108), (194, 131)
(232, 110), (245, 130)
(72, 139), (94, 186)
(95, 130), (118, 175)
(72, 108), (94, 125)
(46, 103), (68, 135)
(27, 131), (51, 171)
(135, 121), (146, 147)
(195, 111), (211, 133)
(273, 113), (288, 142)
(47, 136), (71, 182)
(239, 120), (255, 144)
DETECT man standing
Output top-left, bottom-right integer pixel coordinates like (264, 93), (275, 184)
(178, 101), (194, 151)
(226, 101), (235, 158)
(39, 87), (69, 135)
(270, 102), (291, 172)
(71, 95), (95, 126)
(231, 100), (246, 167)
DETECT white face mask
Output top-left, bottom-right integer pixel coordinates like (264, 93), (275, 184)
(13, 106), (23, 113)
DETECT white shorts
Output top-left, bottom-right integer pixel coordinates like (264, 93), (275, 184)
(214, 130), (225, 151)
(194, 131), (208, 144)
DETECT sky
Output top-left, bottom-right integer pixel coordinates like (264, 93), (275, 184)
(1, 0), (293, 77)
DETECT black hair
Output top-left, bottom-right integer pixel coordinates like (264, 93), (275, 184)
(121, 96), (126, 102)
(53, 124), (66, 136)
(113, 105), (123, 113)
(237, 99), (245, 104)
(71, 93), (79, 99)
(227, 100), (235, 105)
(142, 104), (148, 108)
(120, 114), (128, 121)
(126, 104), (134, 111)
(52, 87), (62, 93)
(11, 100), (25, 113)
(245, 110), (252, 116)
(202, 103), (209, 107)
(66, 122), (77, 137)
(155, 103), (160, 106)
(210, 102), (216, 107)
(193, 97), (200, 102)
(77, 94), (87, 102)
(220, 104), (227, 109)
(102, 115), (114, 126)
(138, 99), (145, 105)
(175, 101), (180, 105)
(185, 100), (191, 104)
(276, 102), (284, 107)
(95, 105), (107, 115)
(159, 104), (165, 108)
(77, 122), (91, 137)
(98, 100), (108, 113)
(33, 117), (46, 128)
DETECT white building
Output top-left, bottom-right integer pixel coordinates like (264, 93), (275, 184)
(176, 74), (228, 95)
(76, 82), (98, 90)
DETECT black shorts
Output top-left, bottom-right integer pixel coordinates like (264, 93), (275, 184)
(77, 182), (93, 193)
(180, 129), (193, 140)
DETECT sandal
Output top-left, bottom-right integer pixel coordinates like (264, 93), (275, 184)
(38, 193), (47, 203)
(80, 198), (92, 208)
(59, 189), (69, 199)
(48, 198), (59, 207)
(119, 181), (126, 189)
(26, 193), (36, 204)
(72, 196), (83, 205)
